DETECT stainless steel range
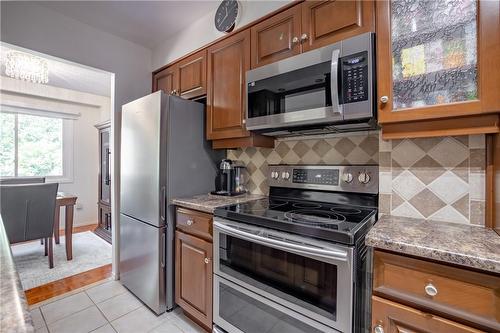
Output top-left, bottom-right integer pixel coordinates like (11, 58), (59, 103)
(212, 164), (378, 333)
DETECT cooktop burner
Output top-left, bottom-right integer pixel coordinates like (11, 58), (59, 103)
(215, 197), (377, 245)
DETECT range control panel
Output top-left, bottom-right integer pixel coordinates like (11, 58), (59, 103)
(341, 51), (369, 104)
(269, 164), (379, 194)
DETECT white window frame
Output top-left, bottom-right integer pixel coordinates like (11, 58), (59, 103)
(1, 111), (74, 183)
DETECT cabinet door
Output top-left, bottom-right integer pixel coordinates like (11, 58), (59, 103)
(207, 29), (251, 140)
(377, 0), (500, 124)
(250, 5), (302, 68)
(152, 65), (179, 95)
(301, 0), (374, 52)
(372, 296), (484, 333)
(178, 49), (207, 99)
(175, 231), (212, 329)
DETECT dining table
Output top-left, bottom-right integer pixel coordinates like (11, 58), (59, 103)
(54, 192), (78, 260)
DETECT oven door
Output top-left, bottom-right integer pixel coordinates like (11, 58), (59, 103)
(213, 218), (354, 333)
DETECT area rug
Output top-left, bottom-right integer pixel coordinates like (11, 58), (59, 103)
(11, 231), (112, 290)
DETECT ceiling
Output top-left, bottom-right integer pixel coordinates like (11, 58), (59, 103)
(38, 1), (218, 49)
(1, 44), (112, 97)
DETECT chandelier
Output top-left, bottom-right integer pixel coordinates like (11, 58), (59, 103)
(5, 51), (49, 84)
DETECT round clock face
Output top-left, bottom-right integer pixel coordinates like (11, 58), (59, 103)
(215, 0), (239, 33)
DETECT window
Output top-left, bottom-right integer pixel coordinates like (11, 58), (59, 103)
(0, 111), (73, 181)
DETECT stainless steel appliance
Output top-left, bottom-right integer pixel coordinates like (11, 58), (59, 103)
(213, 165), (378, 333)
(120, 91), (222, 314)
(246, 32), (376, 136)
(212, 159), (247, 196)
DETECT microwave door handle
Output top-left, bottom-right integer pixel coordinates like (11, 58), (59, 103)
(214, 221), (348, 262)
(330, 48), (343, 116)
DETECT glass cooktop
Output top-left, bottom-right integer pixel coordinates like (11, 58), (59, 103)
(214, 198), (377, 245)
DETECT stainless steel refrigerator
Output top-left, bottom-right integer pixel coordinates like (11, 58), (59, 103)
(120, 91), (222, 314)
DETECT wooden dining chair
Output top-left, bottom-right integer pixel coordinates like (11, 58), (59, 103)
(0, 183), (59, 268)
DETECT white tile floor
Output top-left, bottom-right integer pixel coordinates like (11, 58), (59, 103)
(29, 280), (206, 333)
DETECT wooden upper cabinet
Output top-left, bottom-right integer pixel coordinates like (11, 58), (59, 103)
(251, 5), (302, 68)
(372, 296), (484, 333)
(177, 49), (207, 99)
(152, 65), (179, 95)
(175, 231), (212, 330)
(377, 0), (500, 135)
(301, 0), (375, 52)
(207, 29), (251, 140)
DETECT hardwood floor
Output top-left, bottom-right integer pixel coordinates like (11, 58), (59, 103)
(25, 264), (112, 305)
(58, 223), (97, 236)
(25, 223), (110, 306)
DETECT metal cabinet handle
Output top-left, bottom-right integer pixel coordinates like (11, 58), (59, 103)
(186, 219), (194, 226)
(204, 258), (210, 264)
(374, 325), (384, 333)
(300, 33), (308, 41)
(380, 95), (389, 104)
(292, 36), (299, 44)
(425, 283), (438, 297)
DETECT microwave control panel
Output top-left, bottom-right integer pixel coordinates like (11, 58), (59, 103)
(341, 51), (369, 104)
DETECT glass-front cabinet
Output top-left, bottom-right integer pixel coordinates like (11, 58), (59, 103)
(377, 0), (500, 137)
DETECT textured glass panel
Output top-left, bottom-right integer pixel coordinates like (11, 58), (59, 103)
(391, 0), (477, 110)
(18, 114), (62, 176)
(0, 113), (15, 176)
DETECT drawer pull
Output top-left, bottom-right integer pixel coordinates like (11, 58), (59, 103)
(204, 258), (210, 264)
(186, 219), (194, 226)
(374, 325), (384, 333)
(425, 283), (438, 297)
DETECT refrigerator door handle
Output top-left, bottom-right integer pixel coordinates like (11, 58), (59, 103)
(160, 186), (166, 222)
(161, 232), (166, 268)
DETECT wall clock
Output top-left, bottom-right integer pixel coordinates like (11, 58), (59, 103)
(215, 0), (239, 33)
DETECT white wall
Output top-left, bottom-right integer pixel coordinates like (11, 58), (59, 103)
(152, 0), (293, 70)
(1, 76), (110, 228)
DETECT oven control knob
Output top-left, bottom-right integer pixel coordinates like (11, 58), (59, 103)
(358, 172), (371, 184)
(271, 171), (280, 179)
(342, 172), (353, 183)
(282, 171), (290, 180)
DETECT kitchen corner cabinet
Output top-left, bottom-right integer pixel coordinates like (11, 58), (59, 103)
(153, 49), (207, 99)
(377, 0), (500, 139)
(175, 208), (213, 331)
(94, 121), (111, 243)
(251, 0), (375, 68)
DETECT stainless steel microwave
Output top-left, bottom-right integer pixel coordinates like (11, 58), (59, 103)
(245, 32), (376, 136)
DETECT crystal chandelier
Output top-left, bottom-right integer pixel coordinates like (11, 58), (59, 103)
(5, 51), (49, 84)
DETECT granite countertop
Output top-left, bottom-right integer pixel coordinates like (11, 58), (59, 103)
(0, 215), (34, 332)
(172, 193), (266, 214)
(366, 215), (500, 274)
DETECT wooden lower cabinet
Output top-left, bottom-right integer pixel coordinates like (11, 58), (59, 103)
(372, 296), (484, 333)
(175, 230), (212, 331)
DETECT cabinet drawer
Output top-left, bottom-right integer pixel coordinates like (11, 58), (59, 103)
(373, 250), (500, 331)
(176, 207), (212, 240)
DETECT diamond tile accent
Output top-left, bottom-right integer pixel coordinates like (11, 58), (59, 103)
(391, 191), (405, 210)
(452, 194), (469, 219)
(411, 156), (446, 185)
(275, 142), (290, 158)
(430, 206), (469, 224)
(312, 140), (332, 156)
(428, 137), (468, 167)
(391, 139), (426, 167)
(292, 141), (310, 158)
(334, 138), (356, 156)
(392, 202), (425, 219)
(412, 137), (444, 152)
(392, 170), (426, 200)
(409, 189), (446, 218)
(428, 171), (469, 204)
(359, 135), (379, 156)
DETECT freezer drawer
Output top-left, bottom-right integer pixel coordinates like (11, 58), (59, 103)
(119, 213), (166, 314)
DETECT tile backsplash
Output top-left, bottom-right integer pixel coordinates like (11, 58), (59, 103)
(227, 132), (486, 225)
(227, 132), (379, 195)
(379, 134), (485, 225)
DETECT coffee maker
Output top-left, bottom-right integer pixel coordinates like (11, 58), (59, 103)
(211, 159), (248, 196)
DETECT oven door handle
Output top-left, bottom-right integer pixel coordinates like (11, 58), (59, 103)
(330, 48), (343, 117)
(214, 221), (348, 262)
